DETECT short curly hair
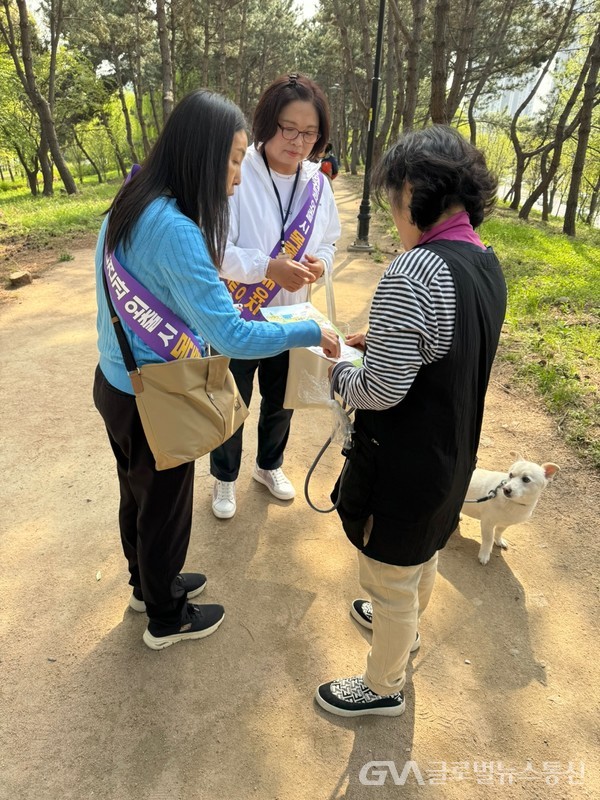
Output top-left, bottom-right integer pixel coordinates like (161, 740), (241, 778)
(371, 126), (497, 230)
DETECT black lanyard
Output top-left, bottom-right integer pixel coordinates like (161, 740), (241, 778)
(262, 150), (301, 255)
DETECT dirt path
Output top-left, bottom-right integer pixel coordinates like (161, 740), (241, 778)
(1, 176), (598, 800)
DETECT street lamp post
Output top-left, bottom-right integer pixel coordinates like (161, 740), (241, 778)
(348, 0), (386, 253)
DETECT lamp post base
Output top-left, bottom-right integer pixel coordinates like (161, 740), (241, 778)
(347, 239), (374, 253)
(349, 199), (374, 252)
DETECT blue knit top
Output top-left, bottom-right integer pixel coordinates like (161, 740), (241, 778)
(95, 197), (321, 394)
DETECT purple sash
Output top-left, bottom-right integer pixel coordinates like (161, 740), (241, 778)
(224, 171), (325, 321)
(104, 247), (205, 361)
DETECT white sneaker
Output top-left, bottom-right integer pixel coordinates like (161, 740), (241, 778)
(212, 480), (236, 519)
(252, 466), (296, 500)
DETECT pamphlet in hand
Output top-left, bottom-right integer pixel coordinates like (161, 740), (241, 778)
(262, 302), (363, 367)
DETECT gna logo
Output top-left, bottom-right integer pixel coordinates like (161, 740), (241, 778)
(359, 761), (425, 786)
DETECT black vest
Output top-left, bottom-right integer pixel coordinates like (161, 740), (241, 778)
(334, 240), (507, 566)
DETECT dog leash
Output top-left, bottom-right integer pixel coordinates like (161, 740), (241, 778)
(304, 387), (355, 514)
(463, 478), (508, 504)
(305, 385), (510, 510)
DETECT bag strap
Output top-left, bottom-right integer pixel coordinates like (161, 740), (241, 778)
(101, 269), (144, 393)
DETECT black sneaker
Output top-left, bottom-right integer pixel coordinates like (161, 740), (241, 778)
(142, 603), (224, 650)
(315, 675), (405, 717)
(350, 599), (421, 652)
(129, 573), (207, 613)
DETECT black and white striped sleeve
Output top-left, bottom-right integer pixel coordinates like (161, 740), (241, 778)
(331, 248), (456, 411)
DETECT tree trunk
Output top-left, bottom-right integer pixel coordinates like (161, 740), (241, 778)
(203, 15), (210, 87)
(333, 0), (368, 116)
(14, 144), (38, 195)
(2, 0), (77, 194)
(47, 0), (62, 115)
(149, 87), (161, 136)
(584, 170), (600, 225)
(375, 7), (398, 155)
(563, 24), (600, 236)
(350, 124), (361, 175)
(542, 188), (550, 221)
(216, 1), (227, 94)
(38, 131), (53, 196)
(507, 0), (576, 211)
(389, 12), (405, 144)
(540, 151), (550, 220)
(340, 87), (349, 168)
(235, 0), (248, 105)
(169, 0), (177, 101)
(446, 0), (483, 121)
(113, 53), (140, 165)
(509, 155), (528, 210)
(401, 0), (426, 131)
(40, 101), (77, 193)
(129, 51), (151, 157)
(72, 127), (103, 183)
(430, 0), (449, 123)
(100, 111), (127, 178)
(357, 0), (373, 84)
(467, 82), (482, 145)
(156, 0), (174, 123)
(548, 178), (560, 218)
(519, 43), (590, 220)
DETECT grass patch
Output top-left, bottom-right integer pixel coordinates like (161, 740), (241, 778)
(480, 208), (600, 467)
(0, 178), (119, 250)
(371, 245), (386, 263)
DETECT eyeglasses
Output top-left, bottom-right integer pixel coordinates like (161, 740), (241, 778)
(277, 123), (320, 145)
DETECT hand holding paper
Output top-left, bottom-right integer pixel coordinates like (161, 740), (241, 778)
(261, 302), (363, 366)
(320, 327), (341, 359)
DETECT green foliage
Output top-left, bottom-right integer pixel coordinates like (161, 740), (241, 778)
(480, 208), (600, 467)
(0, 179), (118, 247)
(371, 245), (385, 263)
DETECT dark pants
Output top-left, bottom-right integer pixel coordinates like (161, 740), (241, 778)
(210, 351), (293, 482)
(93, 365), (193, 626)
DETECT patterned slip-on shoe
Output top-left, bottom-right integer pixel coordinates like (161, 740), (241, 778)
(315, 675), (405, 718)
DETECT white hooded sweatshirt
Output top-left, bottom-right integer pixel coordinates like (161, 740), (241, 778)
(221, 144), (341, 308)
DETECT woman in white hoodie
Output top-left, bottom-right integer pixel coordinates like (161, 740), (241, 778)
(211, 74), (341, 518)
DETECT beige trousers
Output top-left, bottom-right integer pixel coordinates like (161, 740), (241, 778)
(358, 549), (439, 696)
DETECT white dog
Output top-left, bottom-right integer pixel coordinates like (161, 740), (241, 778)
(461, 453), (560, 565)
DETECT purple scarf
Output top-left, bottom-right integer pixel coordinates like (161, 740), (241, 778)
(419, 211), (486, 250)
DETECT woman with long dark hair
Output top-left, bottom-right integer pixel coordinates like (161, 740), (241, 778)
(210, 74), (341, 519)
(93, 89), (339, 650)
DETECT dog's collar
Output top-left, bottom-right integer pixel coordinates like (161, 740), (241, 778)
(463, 478), (508, 504)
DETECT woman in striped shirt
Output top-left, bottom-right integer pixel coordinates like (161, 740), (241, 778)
(316, 126), (506, 718)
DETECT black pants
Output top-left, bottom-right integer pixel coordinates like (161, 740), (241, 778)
(93, 365), (193, 625)
(210, 351), (293, 482)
